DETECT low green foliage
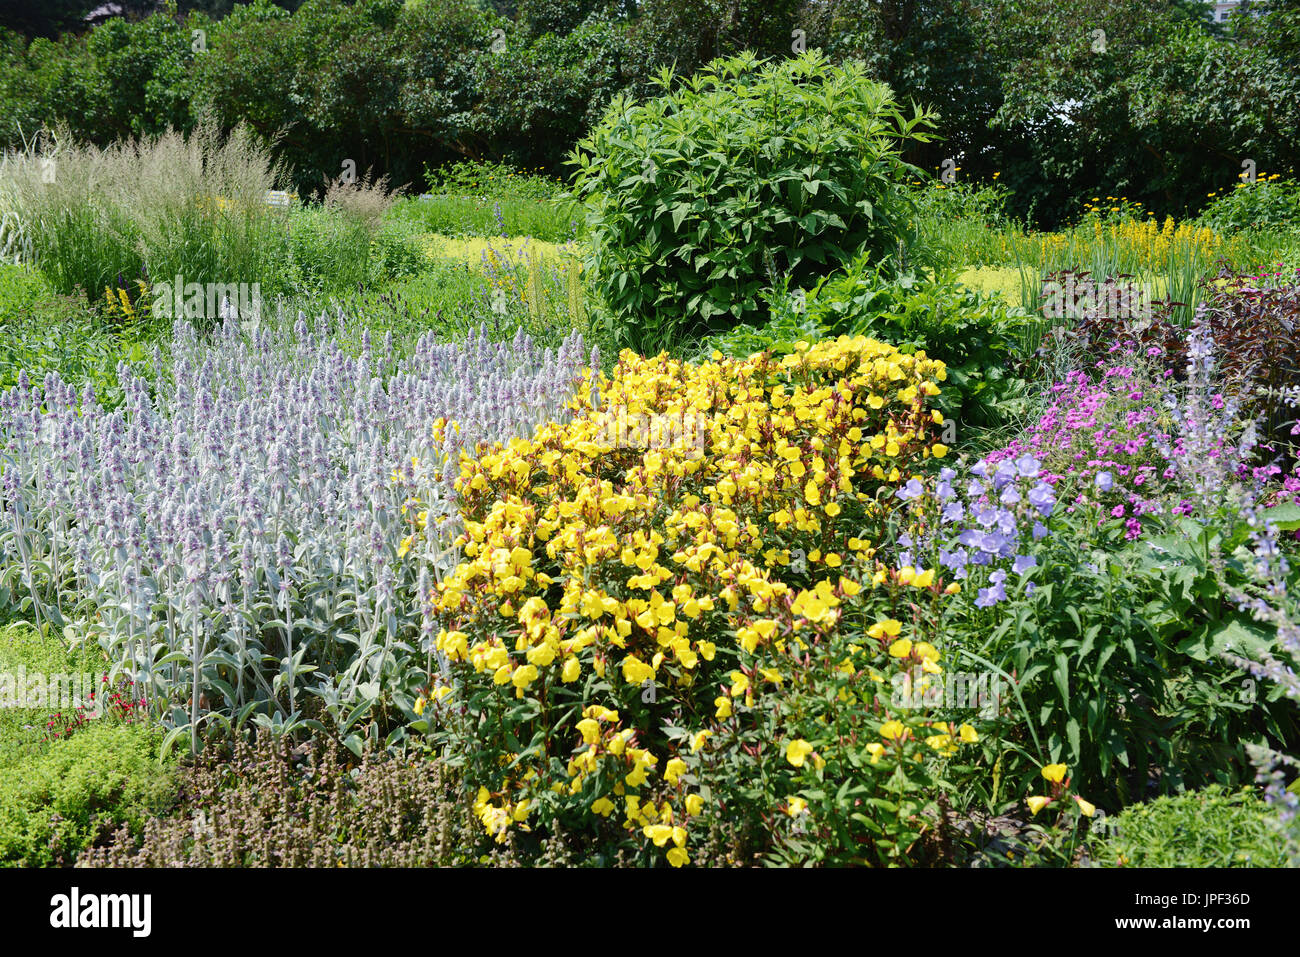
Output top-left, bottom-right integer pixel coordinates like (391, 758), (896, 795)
(0, 263), (145, 405)
(1198, 175), (1300, 235)
(0, 721), (173, 866)
(1093, 786), (1291, 867)
(424, 159), (564, 203)
(807, 257), (1034, 428)
(388, 194), (581, 243)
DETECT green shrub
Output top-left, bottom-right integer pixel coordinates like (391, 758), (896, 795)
(283, 204), (373, 294)
(424, 159), (562, 202)
(1093, 786), (1291, 867)
(0, 263), (143, 405)
(387, 194), (581, 243)
(807, 256), (1033, 428)
(1198, 175), (1300, 234)
(0, 722), (174, 867)
(693, 278), (826, 361)
(569, 50), (936, 355)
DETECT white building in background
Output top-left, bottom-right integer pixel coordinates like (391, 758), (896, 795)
(1209, 1), (1242, 21)
(1207, 0), (1270, 22)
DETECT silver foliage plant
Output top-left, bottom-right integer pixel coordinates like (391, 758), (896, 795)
(0, 314), (594, 753)
(1165, 313), (1300, 862)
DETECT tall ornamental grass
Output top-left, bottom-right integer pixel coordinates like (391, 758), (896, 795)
(0, 315), (595, 754)
(0, 122), (291, 306)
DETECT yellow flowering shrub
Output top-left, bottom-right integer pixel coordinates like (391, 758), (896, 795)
(412, 336), (984, 866)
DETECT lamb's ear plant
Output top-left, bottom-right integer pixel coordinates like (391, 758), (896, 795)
(0, 313), (593, 753)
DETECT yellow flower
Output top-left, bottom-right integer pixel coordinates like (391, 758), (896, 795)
(879, 720), (906, 741)
(561, 656), (581, 683)
(787, 797), (808, 817)
(685, 794), (704, 816)
(714, 696), (732, 720)
(666, 846), (689, 868)
(1041, 763), (1068, 784)
(888, 638), (912, 658)
(867, 619), (902, 640)
(1073, 796), (1096, 817)
(413, 696), (427, 716)
(664, 757), (688, 785)
(643, 824), (673, 846)
(958, 723), (978, 743)
(576, 718), (601, 745)
(1026, 795), (1051, 816)
(785, 738), (815, 767)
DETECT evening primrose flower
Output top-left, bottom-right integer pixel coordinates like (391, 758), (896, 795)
(867, 619), (903, 640)
(888, 637), (913, 658)
(786, 738), (815, 767)
(787, 797), (809, 816)
(1041, 763), (1068, 783)
(879, 720), (906, 741)
(1073, 795), (1097, 817)
(1026, 795), (1051, 816)
(576, 718), (601, 745)
(664, 757), (688, 785)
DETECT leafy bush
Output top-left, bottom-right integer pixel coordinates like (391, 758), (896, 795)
(807, 256), (1034, 428)
(0, 263), (144, 404)
(0, 722), (174, 866)
(693, 279), (826, 360)
(912, 177), (1014, 227)
(1198, 174), (1300, 234)
(408, 337), (989, 866)
(424, 159), (563, 202)
(1093, 786), (1291, 867)
(569, 50), (937, 355)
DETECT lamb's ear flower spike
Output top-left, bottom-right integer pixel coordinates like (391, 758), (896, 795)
(0, 314), (588, 733)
